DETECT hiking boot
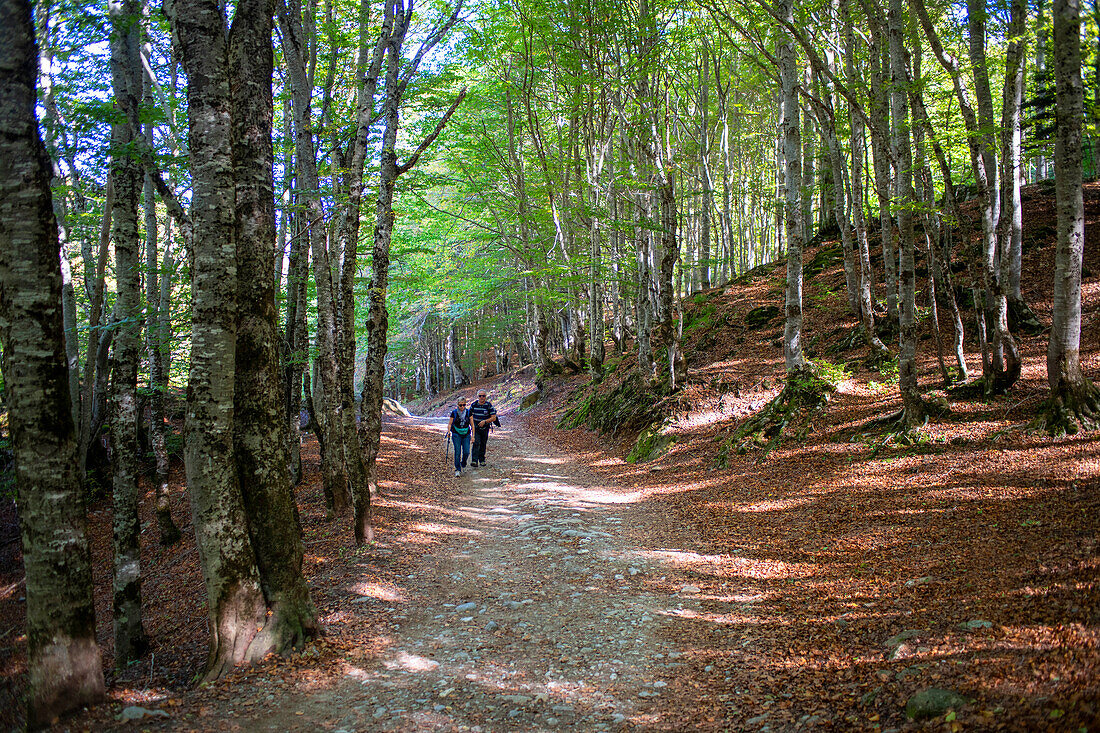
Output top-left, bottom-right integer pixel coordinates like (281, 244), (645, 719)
(454, 469), (460, 477)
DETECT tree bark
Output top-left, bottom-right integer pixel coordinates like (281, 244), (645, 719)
(890, 0), (923, 425)
(0, 0), (106, 721)
(276, 0), (350, 516)
(168, 0), (276, 680)
(108, 0), (149, 666)
(778, 0), (806, 373)
(359, 0), (464, 544)
(1046, 0), (1099, 429)
(229, 0), (320, 651)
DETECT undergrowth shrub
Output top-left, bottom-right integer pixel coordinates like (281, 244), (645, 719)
(557, 371), (662, 437)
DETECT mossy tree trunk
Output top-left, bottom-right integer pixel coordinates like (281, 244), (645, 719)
(0, 0), (106, 721)
(230, 0), (321, 653)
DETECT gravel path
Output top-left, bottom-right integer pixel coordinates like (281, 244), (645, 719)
(294, 416), (703, 732)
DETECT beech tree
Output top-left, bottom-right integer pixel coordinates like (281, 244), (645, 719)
(168, 0), (318, 677)
(107, 0), (149, 667)
(1046, 0), (1099, 432)
(0, 0), (106, 721)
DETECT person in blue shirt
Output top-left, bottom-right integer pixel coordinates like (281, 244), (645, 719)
(468, 390), (498, 467)
(446, 397), (472, 477)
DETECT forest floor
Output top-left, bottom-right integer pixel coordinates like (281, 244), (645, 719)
(0, 180), (1099, 731)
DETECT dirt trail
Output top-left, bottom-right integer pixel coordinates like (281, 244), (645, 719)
(149, 416), (706, 732)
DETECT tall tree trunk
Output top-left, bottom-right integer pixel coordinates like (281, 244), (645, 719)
(967, 0), (1015, 389)
(890, 0), (923, 425)
(446, 321), (471, 385)
(143, 70), (180, 547)
(276, 0), (350, 516)
(78, 176), (112, 479)
(230, 0), (320, 650)
(0, 0), (106, 721)
(778, 0), (806, 373)
(337, 0), (390, 542)
(1001, 0), (1031, 339)
(866, 18), (897, 327)
(108, 0), (149, 666)
(169, 0), (277, 680)
(843, 4), (885, 358)
(801, 64), (815, 240)
(698, 51), (713, 291)
(284, 204), (308, 485)
(1046, 0), (1099, 430)
(359, 0), (464, 544)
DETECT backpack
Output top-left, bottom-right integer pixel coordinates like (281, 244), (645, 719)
(451, 408), (471, 435)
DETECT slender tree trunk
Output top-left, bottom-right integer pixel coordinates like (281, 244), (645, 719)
(967, 0), (1015, 389)
(889, 0), (923, 425)
(142, 71), (180, 547)
(801, 64), (815, 241)
(335, 0), (390, 540)
(359, 0), (463, 544)
(0, 1), (106, 720)
(284, 207), (308, 485)
(276, 0), (350, 515)
(108, 0), (150, 666)
(78, 176), (112, 479)
(778, 0), (806, 373)
(1001, 0), (1031, 342)
(866, 20), (897, 327)
(843, 5), (884, 357)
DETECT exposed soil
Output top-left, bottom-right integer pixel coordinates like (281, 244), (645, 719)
(0, 180), (1098, 731)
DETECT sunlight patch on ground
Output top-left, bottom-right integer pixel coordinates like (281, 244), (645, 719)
(636, 549), (816, 579)
(510, 455), (568, 466)
(350, 582), (405, 603)
(408, 522), (483, 538)
(735, 496), (818, 512)
(382, 651), (440, 673)
(655, 607), (764, 625)
(512, 475), (644, 505)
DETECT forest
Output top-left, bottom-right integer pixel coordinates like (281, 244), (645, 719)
(0, 0), (1098, 727)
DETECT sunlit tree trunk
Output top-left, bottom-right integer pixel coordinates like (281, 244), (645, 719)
(169, 0), (275, 680)
(889, 0), (923, 425)
(1046, 0), (1099, 430)
(1000, 0), (1027, 316)
(0, 1), (106, 721)
(777, 0), (806, 373)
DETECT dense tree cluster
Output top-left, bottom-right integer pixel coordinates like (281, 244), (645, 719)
(0, 0), (1097, 725)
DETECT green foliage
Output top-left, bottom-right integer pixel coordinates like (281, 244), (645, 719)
(867, 359), (900, 394)
(626, 423), (675, 464)
(810, 358), (851, 385)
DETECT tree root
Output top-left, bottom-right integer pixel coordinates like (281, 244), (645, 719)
(718, 367), (835, 465)
(1035, 382), (1100, 436)
(862, 394), (950, 436)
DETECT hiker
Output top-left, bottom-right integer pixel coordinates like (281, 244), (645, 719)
(469, 389), (499, 468)
(447, 397), (472, 477)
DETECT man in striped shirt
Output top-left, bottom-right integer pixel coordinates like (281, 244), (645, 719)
(469, 390), (498, 468)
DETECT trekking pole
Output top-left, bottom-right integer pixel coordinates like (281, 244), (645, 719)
(445, 433), (451, 465)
